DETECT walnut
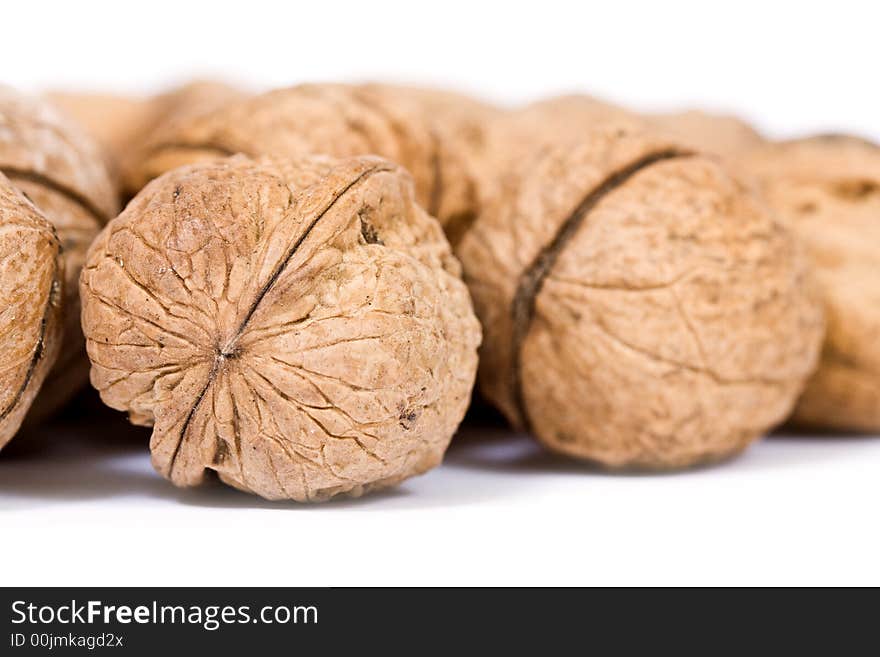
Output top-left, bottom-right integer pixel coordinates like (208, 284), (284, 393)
(126, 83), (501, 244)
(739, 135), (880, 430)
(46, 92), (157, 166)
(478, 96), (764, 180)
(458, 122), (824, 468)
(49, 81), (246, 198)
(80, 155), (481, 501)
(0, 87), (119, 422)
(478, 95), (638, 173)
(0, 174), (63, 449)
(648, 110), (765, 160)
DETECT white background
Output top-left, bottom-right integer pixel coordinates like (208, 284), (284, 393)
(1, 0), (879, 586)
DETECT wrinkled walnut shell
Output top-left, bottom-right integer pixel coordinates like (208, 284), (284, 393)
(81, 155), (480, 501)
(740, 135), (880, 430)
(0, 174), (63, 449)
(459, 122), (824, 468)
(0, 87), (119, 423)
(127, 83), (501, 243)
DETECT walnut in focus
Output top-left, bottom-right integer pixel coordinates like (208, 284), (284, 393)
(0, 87), (119, 421)
(740, 135), (880, 430)
(80, 155), (481, 501)
(126, 83), (502, 243)
(458, 122), (824, 468)
(0, 174), (63, 449)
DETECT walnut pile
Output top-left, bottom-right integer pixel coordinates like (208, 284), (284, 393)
(125, 83), (501, 245)
(80, 155), (480, 501)
(739, 135), (880, 430)
(458, 121), (824, 468)
(0, 174), (63, 448)
(0, 87), (119, 422)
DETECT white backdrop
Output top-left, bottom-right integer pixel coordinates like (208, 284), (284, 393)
(1, 0), (879, 586)
(4, 1), (879, 141)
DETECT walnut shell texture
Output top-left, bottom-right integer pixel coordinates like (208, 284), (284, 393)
(0, 174), (63, 449)
(0, 87), (119, 421)
(80, 155), (480, 501)
(128, 83), (501, 243)
(459, 122), (824, 468)
(740, 135), (880, 430)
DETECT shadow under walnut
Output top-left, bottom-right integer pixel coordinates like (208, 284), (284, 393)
(80, 154), (480, 502)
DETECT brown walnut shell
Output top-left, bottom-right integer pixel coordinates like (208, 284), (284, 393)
(648, 110), (765, 160)
(739, 135), (880, 430)
(0, 174), (63, 449)
(0, 87), (119, 422)
(49, 81), (246, 199)
(80, 155), (481, 501)
(127, 83), (501, 243)
(458, 122), (824, 468)
(478, 95), (763, 183)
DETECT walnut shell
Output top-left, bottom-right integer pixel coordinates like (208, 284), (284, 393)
(49, 81), (246, 199)
(45, 92), (157, 165)
(0, 174), (63, 449)
(739, 135), (880, 430)
(478, 95), (640, 176)
(478, 96), (763, 179)
(648, 110), (765, 160)
(80, 155), (481, 501)
(127, 83), (501, 242)
(458, 122), (824, 468)
(0, 87), (119, 422)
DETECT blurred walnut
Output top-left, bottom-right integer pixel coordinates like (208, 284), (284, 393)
(80, 155), (480, 501)
(0, 87), (119, 422)
(648, 110), (765, 160)
(49, 81), (246, 198)
(458, 122), (824, 468)
(478, 96), (763, 185)
(127, 83), (502, 244)
(0, 175), (63, 448)
(478, 95), (639, 181)
(46, 92), (157, 165)
(740, 135), (880, 430)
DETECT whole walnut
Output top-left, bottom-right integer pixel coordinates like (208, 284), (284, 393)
(127, 83), (501, 244)
(80, 155), (481, 501)
(0, 87), (119, 422)
(458, 121), (824, 468)
(0, 174), (63, 449)
(739, 135), (880, 430)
